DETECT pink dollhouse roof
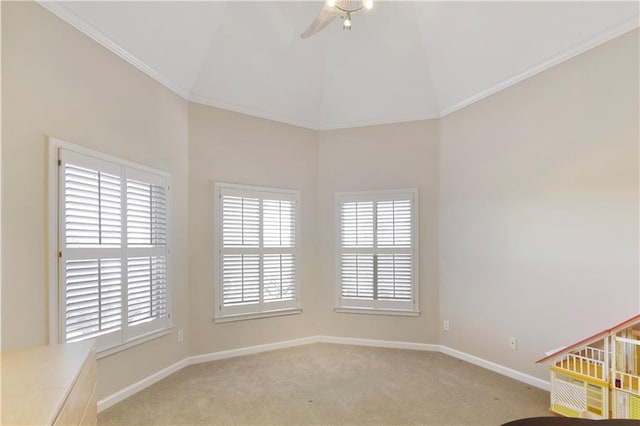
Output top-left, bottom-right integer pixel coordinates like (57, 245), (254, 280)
(536, 313), (640, 364)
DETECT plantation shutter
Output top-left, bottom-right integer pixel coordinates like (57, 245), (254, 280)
(340, 201), (374, 299)
(262, 199), (296, 303)
(60, 151), (124, 348)
(221, 194), (260, 306)
(337, 191), (417, 312)
(123, 169), (170, 338)
(217, 185), (299, 318)
(376, 200), (413, 301)
(59, 148), (170, 350)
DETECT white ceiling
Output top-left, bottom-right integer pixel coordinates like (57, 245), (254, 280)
(40, 1), (639, 130)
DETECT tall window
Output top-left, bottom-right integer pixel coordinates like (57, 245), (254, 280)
(53, 139), (171, 353)
(335, 190), (419, 315)
(215, 183), (300, 320)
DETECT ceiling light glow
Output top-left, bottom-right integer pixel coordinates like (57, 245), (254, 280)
(331, 1), (372, 31)
(343, 13), (352, 29)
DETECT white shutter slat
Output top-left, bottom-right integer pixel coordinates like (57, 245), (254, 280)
(377, 253), (412, 301)
(340, 201), (374, 301)
(341, 202), (374, 248)
(64, 164), (121, 248)
(222, 196), (260, 248)
(263, 200), (295, 248)
(65, 258), (122, 342)
(126, 179), (167, 248)
(377, 200), (412, 248)
(340, 253), (374, 299)
(376, 199), (413, 302)
(98, 174), (122, 246)
(150, 185), (167, 247)
(127, 256), (168, 326)
(124, 172), (169, 332)
(222, 254), (260, 305)
(263, 254), (295, 302)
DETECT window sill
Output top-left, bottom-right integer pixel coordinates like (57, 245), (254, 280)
(215, 308), (302, 323)
(334, 307), (420, 317)
(97, 328), (173, 359)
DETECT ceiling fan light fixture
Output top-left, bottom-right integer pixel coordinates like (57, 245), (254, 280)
(301, 0), (373, 38)
(343, 12), (352, 30)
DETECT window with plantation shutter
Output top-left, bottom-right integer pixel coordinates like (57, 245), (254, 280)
(54, 143), (171, 353)
(215, 183), (301, 321)
(335, 190), (419, 315)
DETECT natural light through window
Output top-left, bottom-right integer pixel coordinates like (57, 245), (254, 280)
(52, 139), (172, 354)
(335, 189), (419, 315)
(215, 183), (301, 321)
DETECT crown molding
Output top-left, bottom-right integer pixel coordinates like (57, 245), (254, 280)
(188, 93), (322, 131)
(439, 14), (640, 118)
(38, 2), (639, 130)
(317, 110), (441, 131)
(190, 93), (441, 130)
(36, 1), (192, 99)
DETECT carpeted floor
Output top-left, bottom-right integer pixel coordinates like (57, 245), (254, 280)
(98, 343), (551, 425)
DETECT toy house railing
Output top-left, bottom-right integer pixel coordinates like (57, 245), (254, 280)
(614, 371), (640, 396)
(581, 347), (606, 362)
(540, 315), (640, 420)
(555, 347), (606, 381)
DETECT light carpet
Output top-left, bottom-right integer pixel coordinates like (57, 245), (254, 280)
(98, 343), (551, 425)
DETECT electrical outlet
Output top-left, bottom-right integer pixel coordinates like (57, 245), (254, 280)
(509, 336), (517, 350)
(443, 320), (450, 331)
(177, 329), (184, 343)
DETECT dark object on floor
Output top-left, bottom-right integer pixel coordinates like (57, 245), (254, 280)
(502, 418), (640, 425)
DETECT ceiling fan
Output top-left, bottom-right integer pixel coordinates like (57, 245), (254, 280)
(301, 0), (374, 39)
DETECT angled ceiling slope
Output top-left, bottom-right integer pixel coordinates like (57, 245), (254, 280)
(39, 1), (639, 130)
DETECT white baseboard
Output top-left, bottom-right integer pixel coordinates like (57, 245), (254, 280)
(98, 337), (549, 412)
(187, 336), (319, 365)
(98, 337), (319, 412)
(318, 335), (440, 352)
(440, 346), (550, 391)
(97, 358), (188, 412)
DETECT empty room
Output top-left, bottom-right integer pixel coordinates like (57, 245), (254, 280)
(1, 1), (639, 425)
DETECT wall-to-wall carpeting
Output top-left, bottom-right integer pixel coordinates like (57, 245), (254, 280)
(99, 344), (549, 425)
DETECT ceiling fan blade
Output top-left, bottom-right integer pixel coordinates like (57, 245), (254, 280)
(301, 2), (341, 39)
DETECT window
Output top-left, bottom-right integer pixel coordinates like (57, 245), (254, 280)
(215, 183), (301, 321)
(50, 138), (171, 354)
(335, 189), (419, 315)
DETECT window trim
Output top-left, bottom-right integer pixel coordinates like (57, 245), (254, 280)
(213, 182), (302, 322)
(48, 137), (173, 354)
(334, 189), (420, 316)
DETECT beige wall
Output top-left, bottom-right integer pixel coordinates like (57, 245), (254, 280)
(188, 103), (320, 355)
(0, 0), (3, 351)
(2, 0), (638, 402)
(188, 107), (441, 354)
(1, 2), (190, 398)
(439, 29), (639, 379)
(316, 121), (440, 343)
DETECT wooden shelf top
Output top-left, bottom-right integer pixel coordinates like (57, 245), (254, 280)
(1, 340), (95, 425)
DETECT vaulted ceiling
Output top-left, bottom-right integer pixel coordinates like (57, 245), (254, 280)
(41, 1), (639, 130)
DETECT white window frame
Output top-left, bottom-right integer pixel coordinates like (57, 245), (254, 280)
(48, 137), (173, 357)
(214, 182), (302, 322)
(334, 189), (419, 316)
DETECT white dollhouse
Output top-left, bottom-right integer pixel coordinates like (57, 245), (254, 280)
(537, 314), (640, 419)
